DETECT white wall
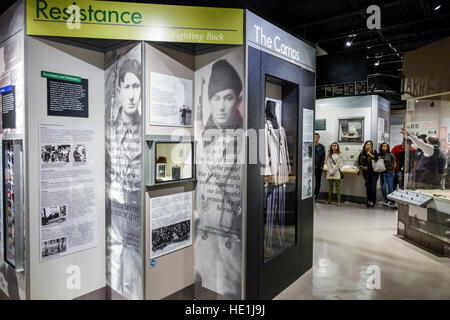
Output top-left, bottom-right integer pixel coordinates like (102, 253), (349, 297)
(316, 96), (374, 200)
(26, 37), (105, 299)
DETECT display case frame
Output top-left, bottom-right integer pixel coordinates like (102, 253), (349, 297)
(337, 116), (365, 143)
(2, 139), (24, 271)
(145, 135), (195, 187)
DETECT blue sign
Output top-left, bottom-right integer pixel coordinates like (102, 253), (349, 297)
(0, 85), (13, 94)
(149, 259), (157, 268)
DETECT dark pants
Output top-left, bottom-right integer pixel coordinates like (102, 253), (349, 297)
(314, 168), (323, 197)
(362, 170), (379, 204)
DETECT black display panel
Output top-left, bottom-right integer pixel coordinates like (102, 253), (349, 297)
(317, 49), (367, 85)
(246, 46), (315, 300)
(1, 85), (16, 129)
(47, 78), (89, 118)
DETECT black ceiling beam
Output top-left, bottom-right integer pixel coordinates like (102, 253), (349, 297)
(291, 0), (415, 30)
(315, 12), (450, 44)
(270, 0), (311, 13)
(328, 29), (449, 54)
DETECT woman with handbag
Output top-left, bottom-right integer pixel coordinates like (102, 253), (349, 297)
(325, 142), (344, 207)
(358, 140), (381, 208)
(379, 143), (396, 205)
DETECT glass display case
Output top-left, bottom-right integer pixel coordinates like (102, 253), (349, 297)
(403, 94), (450, 194)
(263, 76), (298, 261)
(2, 139), (24, 270)
(145, 136), (195, 186)
(155, 142), (193, 183)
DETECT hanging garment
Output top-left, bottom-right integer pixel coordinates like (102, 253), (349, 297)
(264, 184), (286, 249)
(264, 120), (291, 185)
(264, 120), (291, 249)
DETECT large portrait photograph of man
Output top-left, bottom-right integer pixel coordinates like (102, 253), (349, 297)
(104, 43), (143, 300)
(194, 47), (245, 299)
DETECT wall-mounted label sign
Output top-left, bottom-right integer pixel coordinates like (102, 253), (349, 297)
(42, 71), (88, 118)
(26, 0), (244, 45)
(246, 10), (316, 71)
(1, 85), (16, 129)
(41, 70), (81, 83)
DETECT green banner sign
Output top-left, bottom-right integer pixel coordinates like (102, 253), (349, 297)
(41, 71), (81, 83)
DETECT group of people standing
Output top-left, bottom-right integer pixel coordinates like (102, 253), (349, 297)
(313, 128), (445, 208)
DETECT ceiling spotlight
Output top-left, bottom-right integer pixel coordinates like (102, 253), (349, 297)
(434, 4), (441, 10)
(374, 60), (380, 67)
(346, 40), (352, 47)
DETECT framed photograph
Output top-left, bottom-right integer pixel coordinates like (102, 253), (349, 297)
(156, 163), (166, 179)
(338, 117), (364, 142)
(315, 119), (326, 131)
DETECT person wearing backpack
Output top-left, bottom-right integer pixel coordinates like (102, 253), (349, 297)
(325, 142), (344, 207)
(400, 128), (447, 188)
(379, 143), (396, 205)
(358, 140), (379, 208)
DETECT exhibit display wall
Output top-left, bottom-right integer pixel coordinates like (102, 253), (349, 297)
(105, 42), (143, 300)
(315, 95), (390, 202)
(144, 42), (195, 300)
(194, 46), (245, 299)
(1, 0), (316, 300)
(0, 0), (25, 300)
(26, 37), (105, 300)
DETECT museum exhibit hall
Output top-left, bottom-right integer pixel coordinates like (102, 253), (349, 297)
(0, 0), (449, 304)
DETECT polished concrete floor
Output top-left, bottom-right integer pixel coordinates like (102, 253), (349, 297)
(275, 201), (450, 300)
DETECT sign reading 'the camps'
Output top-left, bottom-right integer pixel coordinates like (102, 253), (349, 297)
(42, 71), (89, 118)
(1, 85), (16, 129)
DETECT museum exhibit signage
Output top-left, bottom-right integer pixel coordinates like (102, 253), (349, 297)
(26, 0), (244, 45)
(246, 10), (316, 71)
(42, 71), (88, 118)
(1, 85), (16, 128)
(39, 122), (98, 261)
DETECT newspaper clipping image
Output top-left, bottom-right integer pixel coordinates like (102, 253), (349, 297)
(39, 122), (97, 261)
(150, 192), (192, 259)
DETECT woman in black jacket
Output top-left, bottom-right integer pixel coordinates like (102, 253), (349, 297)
(358, 140), (379, 208)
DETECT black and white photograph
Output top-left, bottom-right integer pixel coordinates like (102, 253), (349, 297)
(303, 142), (313, 160)
(152, 220), (190, 254)
(194, 47), (244, 299)
(156, 163), (166, 179)
(73, 145), (86, 162)
(41, 145), (71, 163)
(150, 72), (193, 127)
(41, 205), (67, 227)
(41, 236), (67, 259)
(302, 160), (313, 199)
(150, 192), (193, 259)
(105, 43), (143, 300)
(338, 118), (364, 142)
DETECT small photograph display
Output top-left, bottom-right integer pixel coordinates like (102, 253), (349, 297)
(155, 142), (193, 183)
(156, 163), (166, 179)
(41, 205), (67, 227)
(41, 236), (67, 259)
(338, 117), (364, 142)
(150, 72), (193, 127)
(4, 141), (16, 266)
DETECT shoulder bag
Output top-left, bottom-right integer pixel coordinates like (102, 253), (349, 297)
(332, 156), (344, 179)
(372, 157), (386, 172)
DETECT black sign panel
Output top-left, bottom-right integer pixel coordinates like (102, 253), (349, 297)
(1, 85), (16, 129)
(47, 78), (89, 118)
